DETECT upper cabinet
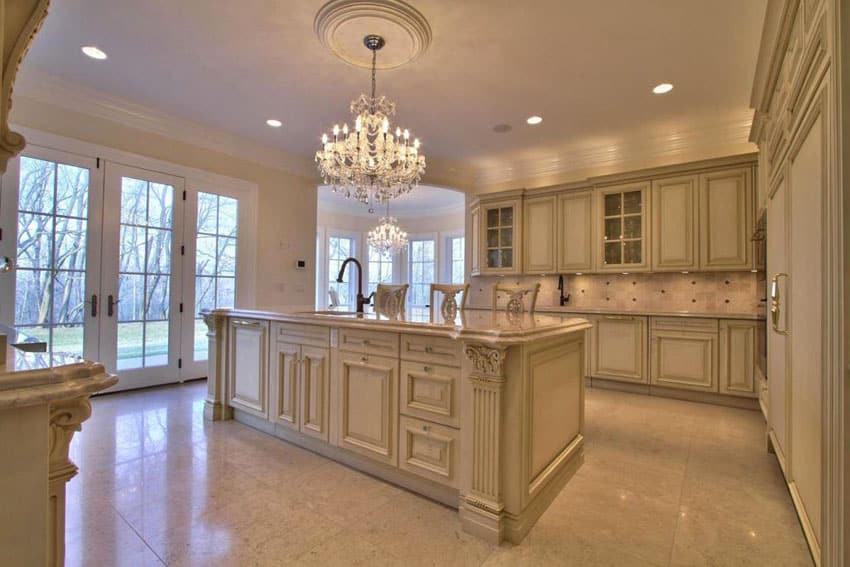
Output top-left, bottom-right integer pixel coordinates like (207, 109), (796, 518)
(557, 190), (595, 273)
(469, 204), (481, 276)
(480, 197), (522, 275)
(597, 182), (650, 272)
(523, 195), (557, 274)
(698, 168), (753, 270)
(467, 157), (756, 276)
(651, 175), (699, 271)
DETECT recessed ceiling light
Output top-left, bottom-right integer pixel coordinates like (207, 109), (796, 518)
(266, 119), (282, 128)
(526, 116), (543, 125)
(652, 83), (674, 94)
(81, 46), (107, 60)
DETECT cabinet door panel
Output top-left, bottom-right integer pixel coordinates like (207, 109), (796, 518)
(228, 319), (269, 418)
(398, 415), (460, 488)
(399, 361), (459, 427)
(650, 331), (717, 392)
(699, 168), (752, 270)
(591, 317), (647, 383)
(651, 175), (698, 271)
(596, 183), (650, 271)
(270, 341), (300, 429)
(557, 191), (594, 272)
(719, 321), (756, 397)
(523, 196), (556, 273)
(337, 352), (398, 466)
(300, 345), (330, 441)
(480, 198), (522, 275)
(470, 205), (481, 276)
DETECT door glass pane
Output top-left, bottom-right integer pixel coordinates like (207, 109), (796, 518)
(14, 156), (90, 358)
(500, 228), (513, 247)
(487, 208), (499, 227)
(623, 241), (642, 264)
(623, 216), (642, 238)
(604, 193), (621, 216)
(604, 218), (621, 240)
(487, 229), (499, 248)
(623, 191), (642, 214)
(117, 177), (175, 370)
(408, 239), (436, 306)
(193, 192), (240, 361)
(604, 242), (622, 265)
(499, 207), (513, 226)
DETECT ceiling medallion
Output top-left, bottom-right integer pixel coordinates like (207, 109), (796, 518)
(314, 0), (432, 70)
(316, 34), (425, 206)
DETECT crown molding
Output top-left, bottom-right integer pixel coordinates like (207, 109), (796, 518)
(13, 68), (317, 178)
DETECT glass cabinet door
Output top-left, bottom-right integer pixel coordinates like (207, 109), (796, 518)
(601, 185), (647, 269)
(484, 204), (515, 270)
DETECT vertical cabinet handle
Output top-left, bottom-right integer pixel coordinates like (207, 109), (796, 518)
(770, 273), (789, 335)
(90, 294), (98, 317)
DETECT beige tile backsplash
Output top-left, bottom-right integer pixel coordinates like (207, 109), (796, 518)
(468, 272), (764, 315)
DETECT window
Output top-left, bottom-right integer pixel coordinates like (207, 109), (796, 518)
(408, 238), (435, 306)
(367, 244), (394, 296)
(446, 235), (465, 284)
(328, 235), (356, 307)
(14, 156), (90, 358)
(194, 192), (239, 360)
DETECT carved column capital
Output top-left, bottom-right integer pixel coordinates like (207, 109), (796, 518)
(202, 310), (226, 335)
(464, 343), (507, 382)
(48, 397), (91, 483)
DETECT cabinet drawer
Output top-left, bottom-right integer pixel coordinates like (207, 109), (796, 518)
(398, 415), (460, 488)
(338, 328), (399, 356)
(274, 322), (329, 347)
(400, 334), (462, 367)
(651, 317), (718, 333)
(650, 330), (718, 392)
(400, 361), (460, 427)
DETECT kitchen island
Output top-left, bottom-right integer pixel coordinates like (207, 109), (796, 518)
(203, 307), (590, 544)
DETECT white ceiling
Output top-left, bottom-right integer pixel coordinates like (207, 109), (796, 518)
(18, 0), (767, 191)
(317, 184), (465, 218)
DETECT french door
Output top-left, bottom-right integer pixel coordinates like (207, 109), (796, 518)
(100, 163), (185, 389)
(1, 146), (243, 392)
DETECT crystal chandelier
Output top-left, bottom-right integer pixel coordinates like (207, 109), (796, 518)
(316, 34), (425, 207)
(368, 203), (408, 256)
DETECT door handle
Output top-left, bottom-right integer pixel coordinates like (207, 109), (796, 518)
(107, 294), (119, 317)
(90, 294), (98, 317)
(770, 273), (789, 335)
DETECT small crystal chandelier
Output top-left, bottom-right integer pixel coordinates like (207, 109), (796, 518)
(316, 34), (426, 207)
(368, 202), (408, 256)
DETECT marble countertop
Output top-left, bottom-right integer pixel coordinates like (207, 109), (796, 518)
(209, 307), (592, 344)
(513, 306), (765, 321)
(0, 346), (118, 409)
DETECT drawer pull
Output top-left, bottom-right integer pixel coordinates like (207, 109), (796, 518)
(423, 365), (432, 372)
(424, 345), (434, 354)
(422, 424), (431, 432)
(360, 356), (368, 364)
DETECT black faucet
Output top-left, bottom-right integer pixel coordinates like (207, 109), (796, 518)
(337, 257), (374, 314)
(557, 274), (571, 306)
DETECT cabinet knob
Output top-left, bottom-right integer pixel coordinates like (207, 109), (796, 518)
(423, 424), (431, 432)
(424, 345), (434, 354)
(360, 356), (368, 363)
(423, 365), (432, 372)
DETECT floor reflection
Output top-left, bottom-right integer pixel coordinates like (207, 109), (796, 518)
(64, 380), (813, 566)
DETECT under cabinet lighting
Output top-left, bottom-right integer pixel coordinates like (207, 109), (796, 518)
(652, 83), (673, 94)
(81, 46), (107, 60)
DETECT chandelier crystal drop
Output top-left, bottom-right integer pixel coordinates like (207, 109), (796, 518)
(315, 34), (426, 206)
(368, 203), (408, 256)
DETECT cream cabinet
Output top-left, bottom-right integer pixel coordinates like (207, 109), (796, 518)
(597, 182), (650, 272)
(399, 361), (459, 428)
(480, 197), (522, 275)
(469, 204), (481, 276)
(523, 195), (556, 274)
(651, 175), (699, 271)
(591, 315), (647, 383)
(398, 415), (460, 488)
(557, 190), (595, 273)
(698, 168), (753, 270)
(336, 350), (399, 466)
(228, 318), (269, 418)
(650, 318), (718, 393)
(718, 320), (757, 398)
(269, 341), (300, 431)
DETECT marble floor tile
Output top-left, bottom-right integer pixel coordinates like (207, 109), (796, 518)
(63, 381), (814, 566)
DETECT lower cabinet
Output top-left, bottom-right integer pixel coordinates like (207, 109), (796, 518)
(398, 415), (461, 488)
(718, 320), (758, 398)
(228, 318), (269, 418)
(269, 336), (331, 441)
(336, 351), (399, 466)
(650, 318), (718, 392)
(591, 316), (647, 383)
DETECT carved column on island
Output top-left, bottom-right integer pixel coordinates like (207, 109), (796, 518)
(460, 342), (508, 542)
(203, 311), (231, 421)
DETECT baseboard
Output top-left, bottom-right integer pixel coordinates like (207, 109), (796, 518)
(587, 377), (760, 410)
(231, 408), (459, 508)
(788, 480), (822, 567)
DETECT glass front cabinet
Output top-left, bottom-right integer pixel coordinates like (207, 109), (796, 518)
(478, 197), (522, 275)
(596, 182), (650, 271)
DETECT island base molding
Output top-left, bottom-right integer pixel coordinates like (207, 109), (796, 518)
(585, 377), (760, 410)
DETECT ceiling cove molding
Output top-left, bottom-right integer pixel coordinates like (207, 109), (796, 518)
(13, 68), (317, 178)
(318, 199), (464, 219)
